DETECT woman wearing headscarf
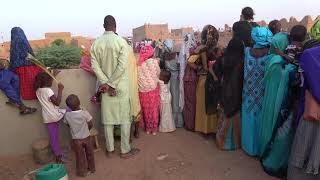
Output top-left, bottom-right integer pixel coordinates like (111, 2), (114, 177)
(178, 33), (197, 130)
(178, 33), (196, 112)
(303, 20), (320, 50)
(137, 45), (160, 135)
(241, 27), (273, 156)
(287, 45), (320, 180)
(310, 20), (320, 41)
(259, 32), (299, 177)
(9, 27), (43, 100)
(188, 25), (219, 134)
(215, 38), (244, 150)
(163, 39), (184, 128)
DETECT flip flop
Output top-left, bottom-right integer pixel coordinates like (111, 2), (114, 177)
(20, 107), (37, 115)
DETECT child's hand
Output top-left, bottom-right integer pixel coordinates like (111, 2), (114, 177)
(52, 69), (61, 77)
(58, 83), (64, 90)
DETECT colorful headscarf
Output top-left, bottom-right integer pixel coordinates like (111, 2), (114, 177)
(181, 33), (196, 59)
(201, 25), (219, 47)
(138, 45), (154, 65)
(9, 27), (35, 70)
(269, 32), (289, 54)
(163, 39), (174, 53)
(251, 27), (273, 49)
(310, 20), (320, 41)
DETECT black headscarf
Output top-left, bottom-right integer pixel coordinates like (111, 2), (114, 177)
(214, 38), (245, 117)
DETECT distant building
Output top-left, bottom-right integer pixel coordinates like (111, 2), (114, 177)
(71, 36), (95, 49)
(0, 32), (94, 59)
(45, 32), (72, 44)
(171, 27), (194, 51)
(132, 23), (170, 43)
(132, 24), (193, 52)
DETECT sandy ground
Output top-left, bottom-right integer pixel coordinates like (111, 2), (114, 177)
(0, 129), (279, 180)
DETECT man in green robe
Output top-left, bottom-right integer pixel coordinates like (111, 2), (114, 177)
(91, 15), (139, 158)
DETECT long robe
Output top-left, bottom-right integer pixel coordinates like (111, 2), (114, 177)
(288, 46), (320, 179)
(91, 31), (130, 125)
(192, 52), (217, 134)
(241, 47), (273, 156)
(127, 46), (141, 119)
(165, 57), (184, 128)
(0, 69), (23, 105)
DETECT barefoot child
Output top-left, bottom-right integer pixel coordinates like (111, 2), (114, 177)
(34, 72), (66, 163)
(159, 70), (176, 133)
(0, 58), (37, 114)
(64, 94), (95, 177)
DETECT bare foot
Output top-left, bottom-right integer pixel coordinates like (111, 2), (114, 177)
(152, 132), (157, 136)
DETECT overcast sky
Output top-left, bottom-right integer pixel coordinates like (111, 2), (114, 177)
(0, 0), (319, 41)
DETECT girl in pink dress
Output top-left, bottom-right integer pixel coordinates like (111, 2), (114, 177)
(137, 45), (161, 135)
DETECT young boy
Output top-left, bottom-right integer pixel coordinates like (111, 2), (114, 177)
(285, 25), (307, 65)
(0, 58), (36, 114)
(64, 94), (95, 177)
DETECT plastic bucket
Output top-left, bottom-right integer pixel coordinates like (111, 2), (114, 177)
(36, 164), (68, 180)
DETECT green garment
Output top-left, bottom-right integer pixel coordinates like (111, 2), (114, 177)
(269, 32), (289, 54)
(91, 31), (130, 125)
(311, 20), (320, 40)
(259, 55), (294, 157)
(104, 123), (131, 154)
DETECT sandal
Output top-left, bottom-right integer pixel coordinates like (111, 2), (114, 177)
(120, 148), (140, 159)
(6, 101), (19, 107)
(20, 107), (37, 115)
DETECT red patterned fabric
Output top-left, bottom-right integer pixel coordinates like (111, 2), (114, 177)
(139, 87), (160, 132)
(14, 65), (43, 100)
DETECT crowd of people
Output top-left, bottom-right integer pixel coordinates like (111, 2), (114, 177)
(0, 7), (320, 179)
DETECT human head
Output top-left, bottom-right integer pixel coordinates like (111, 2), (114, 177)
(163, 39), (174, 53)
(226, 38), (245, 54)
(184, 33), (196, 46)
(138, 45), (154, 65)
(268, 20), (282, 35)
(159, 70), (171, 84)
(66, 94), (81, 111)
(201, 25), (219, 47)
(290, 25), (307, 42)
(241, 7), (255, 21)
(34, 72), (53, 90)
(269, 33), (289, 55)
(224, 38), (245, 68)
(251, 27), (273, 49)
(103, 15), (116, 32)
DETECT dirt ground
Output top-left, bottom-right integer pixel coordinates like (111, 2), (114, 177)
(0, 129), (279, 180)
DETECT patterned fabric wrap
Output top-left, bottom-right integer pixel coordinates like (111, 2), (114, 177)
(138, 58), (160, 93)
(9, 27), (35, 71)
(241, 47), (274, 156)
(15, 65), (43, 100)
(139, 87), (160, 132)
(311, 20), (320, 41)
